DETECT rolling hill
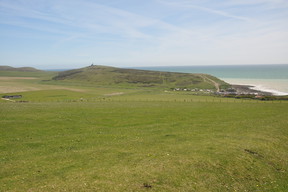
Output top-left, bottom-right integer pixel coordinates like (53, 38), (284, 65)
(0, 65), (41, 72)
(52, 65), (230, 90)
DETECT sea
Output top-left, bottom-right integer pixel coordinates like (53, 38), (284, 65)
(134, 64), (288, 96)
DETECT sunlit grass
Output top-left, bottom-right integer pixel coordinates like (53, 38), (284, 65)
(1, 101), (287, 191)
(1, 69), (287, 191)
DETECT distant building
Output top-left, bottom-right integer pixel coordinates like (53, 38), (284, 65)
(2, 95), (22, 99)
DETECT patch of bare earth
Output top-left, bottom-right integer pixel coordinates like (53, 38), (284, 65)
(104, 92), (124, 96)
(59, 87), (87, 93)
(1, 98), (15, 102)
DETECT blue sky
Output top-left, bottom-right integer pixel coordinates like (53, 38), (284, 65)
(0, 0), (288, 69)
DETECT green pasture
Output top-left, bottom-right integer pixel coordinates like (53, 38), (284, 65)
(1, 100), (288, 191)
(0, 70), (56, 78)
(1, 87), (285, 104)
(51, 65), (230, 90)
(0, 69), (288, 191)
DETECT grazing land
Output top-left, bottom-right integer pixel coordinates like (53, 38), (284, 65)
(0, 66), (42, 72)
(52, 65), (229, 90)
(0, 67), (288, 191)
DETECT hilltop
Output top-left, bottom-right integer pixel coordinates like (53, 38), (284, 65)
(0, 65), (42, 72)
(52, 65), (229, 90)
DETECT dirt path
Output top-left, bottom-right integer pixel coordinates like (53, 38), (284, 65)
(198, 74), (220, 92)
(104, 92), (124, 96)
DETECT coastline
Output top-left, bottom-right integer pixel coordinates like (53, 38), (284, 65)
(231, 85), (273, 96)
(134, 65), (288, 96)
(221, 78), (288, 96)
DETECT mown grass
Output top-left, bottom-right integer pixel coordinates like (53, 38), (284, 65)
(1, 100), (288, 191)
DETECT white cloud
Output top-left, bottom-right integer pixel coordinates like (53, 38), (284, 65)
(158, 0), (251, 21)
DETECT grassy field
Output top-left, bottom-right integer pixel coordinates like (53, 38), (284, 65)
(1, 70), (288, 191)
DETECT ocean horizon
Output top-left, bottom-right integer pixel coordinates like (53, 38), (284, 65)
(134, 64), (288, 96)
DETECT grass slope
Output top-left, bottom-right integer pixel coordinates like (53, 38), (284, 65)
(1, 100), (287, 191)
(52, 65), (229, 90)
(0, 65), (41, 72)
(1, 65), (287, 191)
(0, 67), (56, 79)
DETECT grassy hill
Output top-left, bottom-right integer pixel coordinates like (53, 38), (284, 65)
(0, 66), (56, 79)
(0, 65), (41, 72)
(52, 65), (230, 90)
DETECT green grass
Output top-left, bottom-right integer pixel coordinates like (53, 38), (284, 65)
(0, 65), (41, 72)
(52, 65), (229, 90)
(0, 70), (56, 78)
(1, 100), (288, 191)
(0, 67), (287, 191)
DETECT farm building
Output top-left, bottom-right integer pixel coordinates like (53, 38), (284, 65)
(2, 95), (22, 99)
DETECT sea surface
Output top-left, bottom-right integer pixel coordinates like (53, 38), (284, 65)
(45, 69), (72, 71)
(135, 64), (288, 95)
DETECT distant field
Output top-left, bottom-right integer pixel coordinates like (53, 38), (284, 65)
(0, 70), (57, 94)
(1, 69), (288, 191)
(0, 70), (56, 78)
